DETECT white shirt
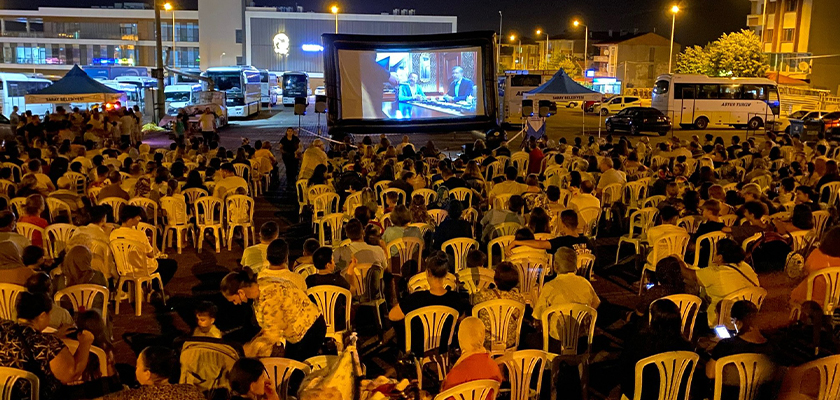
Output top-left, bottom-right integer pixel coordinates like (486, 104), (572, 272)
(109, 226), (157, 271)
(241, 243), (269, 273)
(489, 180), (529, 199)
(569, 193), (601, 212)
(199, 113), (216, 132)
(334, 241), (388, 272)
(696, 261), (760, 326)
(213, 175), (249, 198)
(597, 168), (626, 190)
(532, 274), (600, 339)
(257, 267), (307, 292)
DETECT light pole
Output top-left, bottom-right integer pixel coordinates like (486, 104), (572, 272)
(154, 0), (165, 122)
(331, 5), (339, 34)
(537, 29), (549, 70)
(573, 20), (588, 71)
(669, 5), (679, 73)
(219, 52), (225, 66)
(498, 11), (502, 73)
(510, 34), (520, 67)
(164, 3), (175, 66)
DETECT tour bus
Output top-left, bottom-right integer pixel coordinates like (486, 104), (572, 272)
(281, 71), (309, 106)
(115, 75), (159, 89)
(651, 73), (780, 130)
(100, 80), (141, 110)
(0, 73), (53, 116)
(202, 66), (262, 117)
(498, 70), (555, 126)
(164, 84), (202, 115)
(259, 70), (280, 106)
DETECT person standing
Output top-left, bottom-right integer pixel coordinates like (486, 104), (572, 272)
(9, 105), (20, 127)
(198, 107), (217, 144)
(279, 127), (301, 189)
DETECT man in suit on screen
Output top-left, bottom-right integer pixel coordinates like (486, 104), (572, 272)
(443, 66), (474, 103)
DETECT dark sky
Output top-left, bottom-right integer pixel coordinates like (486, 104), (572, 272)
(6, 0), (750, 46)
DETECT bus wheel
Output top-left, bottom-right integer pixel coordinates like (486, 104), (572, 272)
(694, 117), (709, 130)
(748, 117), (763, 130)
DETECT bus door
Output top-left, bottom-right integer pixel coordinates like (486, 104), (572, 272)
(678, 84), (695, 125)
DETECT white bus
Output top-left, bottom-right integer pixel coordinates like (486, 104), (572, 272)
(281, 71), (309, 106)
(259, 70), (279, 107)
(202, 66), (261, 117)
(0, 73), (53, 116)
(164, 83), (202, 115)
(498, 70), (554, 126)
(652, 73), (780, 130)
(100, 80), (141, 110)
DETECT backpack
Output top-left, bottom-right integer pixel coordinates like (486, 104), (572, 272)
(746, 231), (793, 272)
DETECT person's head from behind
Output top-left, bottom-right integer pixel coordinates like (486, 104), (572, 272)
(76, 309), (109, 348)
(385, 191), (399, 208)
(730, 300), (759, 334)
(195, 301), (218, 333)
(553, 247), (577, 275)
(529, 207), (551, 233)
(25, 194), (45, 217)
(558, 209), (579, 236)
(28, 159), (42, 174)
(24, 271), (52, 295)
(0, 211), (15, 232)
(425, 251), (450, 282)
(345, 219), (364, 242)
(580, 179), (594, 195)
(598, 157), (614, 173)
(312, 247), (335, 272)
(119, 205), (144, 227)
(493, 261), (520, 291)
(654, 256), (685, 289)
(135, 346), (176, 386)
(702, 199), (721, 220)
(466, 249), (487, 270)
(16, 291), (52, 331)
(546, 186), (561, 202)
(390, 204), (411, 227)
(259, 221), (279, 244)
(659, 205), (680, 225)
(220, 163), (235, 178)
(715, 238), (745, 265)
(508, 195), (524, 214)
(791, 204), (814, 230)
(741, 201), (766, 222)
(649, 299), (683, 338)
(22, 245), (45, 269)
(795, 186), (815, 204)
(665, 182), (679, 198)
(504, 166), (518, 181)
(266, 238), (289, 267)
(229, 358), (271, 397)
(740, 183), (762, 203)
(301, 238), (319, 257)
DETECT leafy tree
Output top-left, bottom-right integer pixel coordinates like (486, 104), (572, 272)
(674, 29), (768, 77)
(547, 54), (583, 78)
(676, 45), (711, 75)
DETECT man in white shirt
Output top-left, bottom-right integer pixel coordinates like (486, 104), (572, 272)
(9, 106), (19, 127)
(533, 247), (600, 338)
(109, 205), (178, 289)
(26, 159), (55, 192)
(480, 194), (526, 241)
(241, 221), (279, 273)
(199, 107), (217, 143)
(257, 238), (307, 291)
(645, 205), (688, 264)
(489, 167), (529, 202)
(596, 157), (626, 193)
(333, 219), (387, 273)
(568, 180), (601, 212)
(213, 163), (249, 199)
(73, 205), (111, 244)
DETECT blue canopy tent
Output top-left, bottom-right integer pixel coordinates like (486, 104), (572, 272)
(25, 64), (125, 104)
(522, 68), (601, 103)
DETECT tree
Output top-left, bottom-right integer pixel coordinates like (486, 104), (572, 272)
(674, 29), (769, 77)
(547, 54), (583, 79)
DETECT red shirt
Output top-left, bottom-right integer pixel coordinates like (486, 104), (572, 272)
(441, 353), (503, 398)
(528, 148), (545, 175)
(19, 215), (48, 247)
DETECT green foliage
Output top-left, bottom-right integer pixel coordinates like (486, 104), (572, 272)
(674, 29), (769, 77)
(548, 54), (583, 79)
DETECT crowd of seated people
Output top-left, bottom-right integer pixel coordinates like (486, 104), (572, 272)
(4, 110), (840, 400)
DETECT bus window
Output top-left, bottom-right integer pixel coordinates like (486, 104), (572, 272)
(741, 85), (767, 100)
(510, 75), (541, 87)
(675, 84), (695, 99)
(653, 80), (669, 95)
(719, 85), (740, 99)
(697, 85), (720, 99)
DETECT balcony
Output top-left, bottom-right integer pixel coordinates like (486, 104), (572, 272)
(593, 55), (609, 63)
(747, 14), (764, 27)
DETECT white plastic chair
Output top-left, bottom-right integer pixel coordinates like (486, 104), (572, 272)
(615, 207), (659, 264)
(347, 263), (387, 333)
(442, 238), (479, 272)
(15, 222), (46, 248)
(379, 187), (407, 206)
(721, 214), (738, 227)
(225, 195), (256, 251)
(262, 357), (311, 399)
(576, 253), (597, 281)
(428, 209), (448, 227)
(343, 191), (364, 217)
(193, 196), (224, 253)
(386, 237), (424, 274)
(54, 284), (109, 322)
(539, 303), (597, 357)
(677, 215), (702, 235)
(405, 306), (459, 389)
(128, 197), (159, 227)
(473, 299), (526, 353)
(793, 355), (840, 400)
(160, 196), (195, 254)
(0, 366), (39, 400)
(110, 239), (165, 316)
(496, 350), (547, 400)
(311, 192), (340, 221)
(457, 267), (495, 296)
(295, 179), (309, 213)
(433, 379), (500, 400)
(718, 287), (768, 329)
(64, 341), (111, 378)
(511, 152), (530, 177)
(414, 188), (437, 205)
(820, 182), (840, 208)
(373, 181), (391, 204)
(316, 213), (346, 248)
(492, 222), (522, 239)
(631, 351), (699, 400)
(640, 232), (690, 294)
(492, 193), (513, 210)
(450, 187), (474, 206)
(64, 171), (87, 195)
(0, 284), (25, 321)
(509, 255), (548, 305)
(179, 341), (239, 394)
(45, 224), (77, 259)
(650, 294), (703, 341)
(306, 285), (351, 349)
(578, 207), (601, 239)
(711, 353), (775, 400)
(98, 197), (128, 223)
(813, 210), (832, 240)
(407, 272), (457, 293)
(45, 197), (72, 223)
(488, 235), (516, 268)
(688, 231), (729, 270)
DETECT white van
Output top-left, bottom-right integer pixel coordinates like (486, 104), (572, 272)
(165, 84), (202, 115)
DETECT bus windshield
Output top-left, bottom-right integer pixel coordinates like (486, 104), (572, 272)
(166, 91), (191, 102)
(207, 72), (242, 94)
(6, 81), (51, 96)
(283, 74), (307, 93)
(260, 71), (270, 83)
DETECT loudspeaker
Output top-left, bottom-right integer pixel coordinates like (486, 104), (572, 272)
(521, 99), (533, 118)
(294, 97), (307, 115)
(538, 100), (556, 117)
(315, 95), (327, 113)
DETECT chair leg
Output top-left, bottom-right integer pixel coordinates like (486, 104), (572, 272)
(176, 229), (183, 254)
(156, 277), (166, 306)
(214, 227), (221, 253)
(615, 240), (623, 264)
(227, 227), (234, 251)
(135, 280), (143, 316)
(197, 227), (205, 253)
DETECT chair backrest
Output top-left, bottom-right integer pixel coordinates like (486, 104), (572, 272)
(511, 151), (530, 176)
(160, 196), (190, 226)
(15, 222), (46, 247)
(677, 216), (702, 235)
(428, 209), (449, 226)
(601, 183), (624, 206)
(194, 196), (224, 226)
(109, 239), (152, 278)
(650, 294), (702, 341)
(296, 179), (309, 206)
(8, 198), (26, 219)
(0, 366), (39, 400)
(813, 210), (832, 240)
(540, 303), (597, 356)
(578, 207), (601, 236)
(492, 222), (521, 238)
(407, 272), (457, 293)
(179, 341), (240, 393)
(311, 192), (340, 217)
(262, 357), (312, 399)
(293, 263), (316, 278)
(473, 299), (526, 352)
(820, 182), (840, 207)
(442, 238), (479, 272)
(433, 379), (500, 400)
(0, 284), (25, 321)
(182, 188), (208, 207)
(642, 195), (666, 209)
(712, 353), (775, 400)
(379, 187), (407, 206)
(624, 181), (650, 209)
(128, 197), (158, 225)
(386, 237), (424, 270)
(225, 195), (255, 225)
(64, 171), (87, 195)
(721, 214), (738, 227)
(307, 285), (352, 335)
(343, 191), (364, 217)
(509, 256), (548, 305)
(232, 163), (250, 180)
(413, 188), (437, 205)
(317, 213), (346, 247)
(691, 231), (729, 269)
(488, 235), (516, 268)
(632, 351), (699, 400)
(576, 253), (597, 281)
(797, 354), (840, 400)
(45, 224), (77, 259)
(492, 193), (513, 210)
(806, 267), (840, 314)
(650, 232), (691, 266)
(628, 207), (659, 238)
(788, 230), (813, 253)
(719, 287), (768, 328)
(404, 305), (459, 355)
(54, 284), (109, 322)
(496, 350), (547, 400)
(98, 197), (128, 222)
(450, 187), (473, 204)
(407, 223), (433, 238)
(45, 198), (72, 222)
(457, 267), (495, 295)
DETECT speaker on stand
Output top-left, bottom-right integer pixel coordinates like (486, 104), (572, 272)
(294, 97), (306, 133)
(315, 95), (327, 135)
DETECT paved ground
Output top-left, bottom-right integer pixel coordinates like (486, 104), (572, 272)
(110, 108), (793, 398)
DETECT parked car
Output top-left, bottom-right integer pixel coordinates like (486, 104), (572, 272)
(770, 110), (808, 133)
(789, 110), (833, 136)
(802, 111), (840, 138)
(605, 107), (671, 136)
(314, 86), (326, 96)
(596, 96), (643, 115)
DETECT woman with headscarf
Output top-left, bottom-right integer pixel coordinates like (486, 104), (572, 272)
(133, 176), (152, 198)
(58, 246), (107, 290)
(440, 317), (503, 392)
(0, 242), (34, 285)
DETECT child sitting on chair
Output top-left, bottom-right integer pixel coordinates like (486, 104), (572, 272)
(193, 301), (222, 339)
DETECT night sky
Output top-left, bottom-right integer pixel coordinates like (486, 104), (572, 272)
(5, 0), (750, 46)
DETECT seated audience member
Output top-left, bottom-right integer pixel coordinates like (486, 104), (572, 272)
(102, 346), (205, 400)
(56, 245), (108, 293)
(0, 211), (32, 255)
(489, 167), (529, 202)
(228, 358), (281, 400)
(684, 238), (760, 327)
(596, 157), (626, 193)
(687, 199), (725, 268)
(432, 201), (474, 250)
(509, 209), (592, 255)
(645, 206), (687, 264)
(722, 201), (769, 245)
(0, 242), (34, 285)
(440, 317), (504, 392)
(773, 203), (813, 235)
(619, 300), (693, 400)
(50, 176), (85, 214)
(791, 227), (840, 310)
(62, 309), (122, 399)
(306, 247), (351, 290)
(293, 238), (321, 269)
(240, 221), (279, 273)
(258, 238), (307, 291)
(213, 162), (249, 199)
(110, 205), (178, 289)
(0, 292), (94, 400)
(636, 256), (687, 318)
(568, 180), (600, 211)
(98, 171), (130, 200)
(480, 194), (525, 241)
(533, 248), (600, 334)
(381, 205), (423, 255)
(22, 245), (47, 271)
(705, 301), (775, 399)
(73, 205), (111, 245)
(193, 301), (222, 339)
(794, 185), (821, 211)
(19, 194), (48, 247)
(334, 219), (387, 272)
(471, 261), (525, 349)
(24, 272), (74, 330)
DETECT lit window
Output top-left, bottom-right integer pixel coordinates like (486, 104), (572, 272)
(786, 0), (798, 12)
(783, 28), (794, 42)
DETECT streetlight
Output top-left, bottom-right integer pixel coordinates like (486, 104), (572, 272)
(537, 29), (549, 70)
(510, 34), (520, 67)
(573, 19), (588, 71)
(669, 5), (679, 73)
(498, 11), (502, 73)
(219, 52), (226, 65)
(331, 5), (339, 34)
(164, 3), (175, 67)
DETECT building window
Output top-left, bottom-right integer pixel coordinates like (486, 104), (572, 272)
(235, 29), (243, 44)
(764, 29), (773, 42)
(786, 0), (797, 12)
(783, 28), (794, 42)
(236, 56), (243, 65)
